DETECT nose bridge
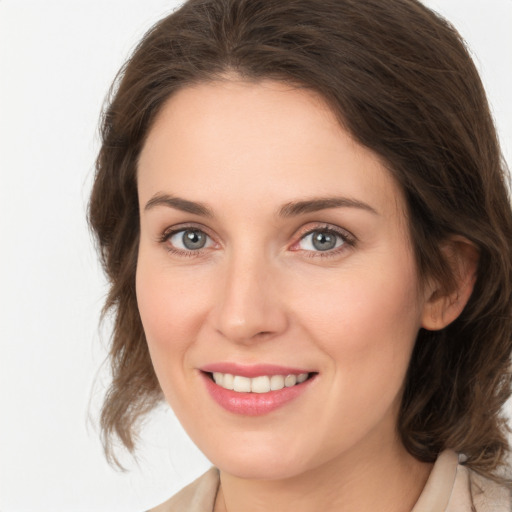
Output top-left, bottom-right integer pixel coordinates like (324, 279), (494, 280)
(212, 245), (287, 343)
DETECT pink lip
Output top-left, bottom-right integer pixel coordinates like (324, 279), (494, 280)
(200, 362), (312, 378)
(199, 365), (317, 416)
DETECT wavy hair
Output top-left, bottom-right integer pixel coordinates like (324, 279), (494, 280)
(89, 0), (512, 478)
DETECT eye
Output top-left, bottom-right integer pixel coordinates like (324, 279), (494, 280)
(297, 228), (347, 252)
(167, 228), (214, 252)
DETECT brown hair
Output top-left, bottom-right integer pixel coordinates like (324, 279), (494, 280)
(89, 0), (512, 477)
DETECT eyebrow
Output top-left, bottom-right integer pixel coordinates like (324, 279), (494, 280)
(278, 197), (378, 217)
(144, 193), (214, 217)
(144, 193), (378, 217)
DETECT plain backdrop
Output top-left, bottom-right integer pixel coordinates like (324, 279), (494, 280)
(0, 1), (511, 511)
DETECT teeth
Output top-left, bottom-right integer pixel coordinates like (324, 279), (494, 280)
(297, 373), (308, 383)
(213, 372), (224, 386)
(233, 375), (252, 392)
(212, 372), (309, 393)
(284, 375), (297, 387)
(270, 375), (284, 391)
(223, 373), (234, 390)
(251, 376), (270, 393)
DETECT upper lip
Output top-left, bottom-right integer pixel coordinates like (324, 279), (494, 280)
(199, 362), (313, 378)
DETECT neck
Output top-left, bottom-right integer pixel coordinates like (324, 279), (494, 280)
(214, 434), (432, 512)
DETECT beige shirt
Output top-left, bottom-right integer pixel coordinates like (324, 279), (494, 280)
(149, 450), (511, 512)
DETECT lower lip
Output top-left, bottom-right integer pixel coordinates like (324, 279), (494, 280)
(201, 372), (316, 416)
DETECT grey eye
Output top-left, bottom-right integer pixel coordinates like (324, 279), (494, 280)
(299, 230), (345, 252)
(182, 230), (206, 249)
(169, 229), (211, 250)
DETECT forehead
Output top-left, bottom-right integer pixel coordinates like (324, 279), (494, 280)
(137, 79), (406, 223)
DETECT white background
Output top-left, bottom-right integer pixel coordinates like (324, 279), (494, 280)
(0, 1), (511, 511)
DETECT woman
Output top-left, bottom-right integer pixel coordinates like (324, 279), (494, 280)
(89, 0), (512, 510)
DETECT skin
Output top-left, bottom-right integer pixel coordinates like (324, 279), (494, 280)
(136, 79), (473, 512)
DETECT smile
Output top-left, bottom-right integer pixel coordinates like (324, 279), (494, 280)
(212, 372), (309, 393)
(200, 365), (317, 416)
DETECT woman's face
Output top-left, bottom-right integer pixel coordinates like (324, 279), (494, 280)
(136, 79), (431, 480)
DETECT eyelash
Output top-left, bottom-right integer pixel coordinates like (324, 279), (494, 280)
(158, 223), (356, 259)
(158, 224), (214, 258)
(293, 225), (356, 259)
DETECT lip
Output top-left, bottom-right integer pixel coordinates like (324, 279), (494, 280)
(200, 362), (312, 378)
(199, 365), (317, 416)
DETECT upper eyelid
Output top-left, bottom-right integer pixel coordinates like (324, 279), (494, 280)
(160, 222), (216, 240)
(294, 223), (355, 241)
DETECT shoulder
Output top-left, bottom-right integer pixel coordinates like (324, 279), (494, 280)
(147, 467), (220, 512)
(413, 450), (511, 512)
(466, 467), (512, 512)
(448, 457), (511, 512)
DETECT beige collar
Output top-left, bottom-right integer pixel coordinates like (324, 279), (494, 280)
(411, 450), (459, 511)
(150, 449), (512, 512)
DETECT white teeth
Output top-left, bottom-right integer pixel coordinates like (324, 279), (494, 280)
(223, 373), (234, 390)
(270, 375), (285, 391)
(233, 375), (252, 392)
(251, 376), (270, 393)
(211, 372), (310, 393)
(284, 374), (297, 387)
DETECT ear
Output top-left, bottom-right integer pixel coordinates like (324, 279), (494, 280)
(421, 236), (479, 331)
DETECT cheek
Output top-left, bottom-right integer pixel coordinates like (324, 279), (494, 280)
(135, 256), (211, 378)
(298, 267), (420, 343)
(292, 256), (422, 390)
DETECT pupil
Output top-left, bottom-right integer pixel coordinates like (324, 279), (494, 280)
(183, 230), (206, 250)
(312, 231), (336, 251)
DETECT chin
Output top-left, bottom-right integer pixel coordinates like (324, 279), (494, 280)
(216, 456), (306, 481)
(200, 438), (317, 481)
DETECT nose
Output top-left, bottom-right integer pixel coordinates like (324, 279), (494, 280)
(210, 252), (289, 345)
